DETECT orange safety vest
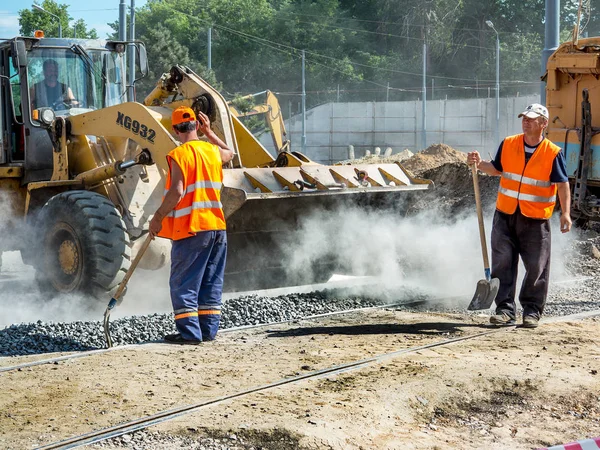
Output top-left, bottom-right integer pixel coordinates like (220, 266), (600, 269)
(496, 134), (562, 220)
(158, 140), (226, 241)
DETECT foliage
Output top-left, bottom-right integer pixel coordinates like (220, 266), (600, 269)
(17, 0), (600, 112)
(230, 95), (266, 134)
(19, 0), (98, 39)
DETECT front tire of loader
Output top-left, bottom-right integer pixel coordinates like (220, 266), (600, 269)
(36, 191), (131, 299)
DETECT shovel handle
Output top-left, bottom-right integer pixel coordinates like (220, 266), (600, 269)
(471, 165), (491, 275)
(112, 235), (153, 302)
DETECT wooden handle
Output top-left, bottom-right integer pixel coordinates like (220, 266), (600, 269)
(113, 235), (153, 301)
(471, 165), (491, 270)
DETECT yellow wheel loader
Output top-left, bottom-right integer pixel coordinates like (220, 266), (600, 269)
(0, 34), (433, 299)
(229, 90), (290, 154)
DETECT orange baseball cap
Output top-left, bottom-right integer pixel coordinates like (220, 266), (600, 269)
(171, 106), (197, 126)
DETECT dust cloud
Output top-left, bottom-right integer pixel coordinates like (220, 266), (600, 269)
(284, 206), (484, 302)
(0, 251), (173, 328)
(0, 184), (173, 327)
(0, 203), (578, 328)
(282, 203), (577, 305)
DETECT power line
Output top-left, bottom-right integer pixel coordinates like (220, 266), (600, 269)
(203, 17), (502, 83)
(278, 16), (538, 55)
(274, 11), (535, 37)
(69, 8), (119, 12)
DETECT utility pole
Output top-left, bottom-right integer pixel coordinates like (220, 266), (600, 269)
(119, 0), (126, 41)
(128, 0), (136, 101)
(301, 50), (307, 153)
(207, 27), (212, 70)
(541, 0), (559, 104)
(486, 20), (500, 147)
(386, 82), (390, 102)
(421, 42), (427, 150)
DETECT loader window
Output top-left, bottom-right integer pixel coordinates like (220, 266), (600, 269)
(28, 54), (86, 114)
(9, 62), (21, 118)
(26, 46), (128, 120)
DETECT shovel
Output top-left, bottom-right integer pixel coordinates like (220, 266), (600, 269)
(467, 164), (500, 310)
(103, 235), (153, 348)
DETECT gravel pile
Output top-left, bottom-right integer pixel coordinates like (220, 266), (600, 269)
(0, 290), (387, 357)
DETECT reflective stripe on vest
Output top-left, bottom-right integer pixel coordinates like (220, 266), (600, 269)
(496, 134), (561, 220)
(167, 201), (224, 218)
(158, 140), (226, 240)
(501, 171), (553, 187)
(164, 180), (223, 196)
(498, 186), (556, 203)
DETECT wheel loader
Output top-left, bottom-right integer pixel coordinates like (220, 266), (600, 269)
(229, 90), (290, 154)
(0, 33), (433, 299)
(545, 35), (600, 226)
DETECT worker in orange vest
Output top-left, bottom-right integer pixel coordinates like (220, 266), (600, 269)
(149, 106), (234, 344)
(467, 103), (572, 328)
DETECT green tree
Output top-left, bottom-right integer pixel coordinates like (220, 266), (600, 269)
(132, 23), (201, 98)
(19, 0), (97, 39)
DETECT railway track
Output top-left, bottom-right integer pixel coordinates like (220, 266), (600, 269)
(33, 307), (600, 450)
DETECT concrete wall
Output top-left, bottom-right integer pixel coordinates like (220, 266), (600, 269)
(259, 95), (540, 164)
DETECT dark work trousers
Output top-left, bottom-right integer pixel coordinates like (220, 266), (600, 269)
(169, 230), (227, 341)
(490, 209), (551, 319)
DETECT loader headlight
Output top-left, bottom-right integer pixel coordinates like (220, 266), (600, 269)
(33, 107), (55, 126)
(39, 108), (56, 126)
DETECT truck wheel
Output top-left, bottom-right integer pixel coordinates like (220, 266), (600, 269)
(36, 191), (131, 298)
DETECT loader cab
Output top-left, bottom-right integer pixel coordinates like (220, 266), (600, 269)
(0, 35), (147, 183)
(26, 41), (129, 114)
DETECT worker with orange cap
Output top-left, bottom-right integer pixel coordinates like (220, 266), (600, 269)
(150, 106), (234, 344)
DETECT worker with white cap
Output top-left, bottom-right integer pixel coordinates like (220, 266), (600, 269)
(467, 103), (571, 328)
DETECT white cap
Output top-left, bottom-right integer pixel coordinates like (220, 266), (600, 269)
(518, 103), (549, 120)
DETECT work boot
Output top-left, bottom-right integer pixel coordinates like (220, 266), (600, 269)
(489, 312), (515, 326)
(164, 333), (201, 345)
(522, 316), (539, 329)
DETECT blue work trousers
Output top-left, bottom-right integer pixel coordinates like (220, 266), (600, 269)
(170, 230), (227, 341)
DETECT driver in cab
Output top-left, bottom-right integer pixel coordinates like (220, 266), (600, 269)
(30, 59), (78, 110)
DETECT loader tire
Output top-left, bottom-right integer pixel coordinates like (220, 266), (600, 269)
(36, 191), (131, 299)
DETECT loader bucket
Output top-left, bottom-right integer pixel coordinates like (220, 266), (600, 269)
(221, 162), (433, 291)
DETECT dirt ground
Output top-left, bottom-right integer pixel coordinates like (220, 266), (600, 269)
(1, 308), (600, 450)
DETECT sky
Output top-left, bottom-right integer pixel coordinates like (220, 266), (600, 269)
(0, 0), (147, 39)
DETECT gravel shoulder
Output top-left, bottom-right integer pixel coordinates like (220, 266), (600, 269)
(1, 309), (600, 450)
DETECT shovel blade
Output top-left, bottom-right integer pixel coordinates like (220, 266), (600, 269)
(467, 278), (500, 310)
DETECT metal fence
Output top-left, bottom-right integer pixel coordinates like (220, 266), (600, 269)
(260, 95), (540, 164)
